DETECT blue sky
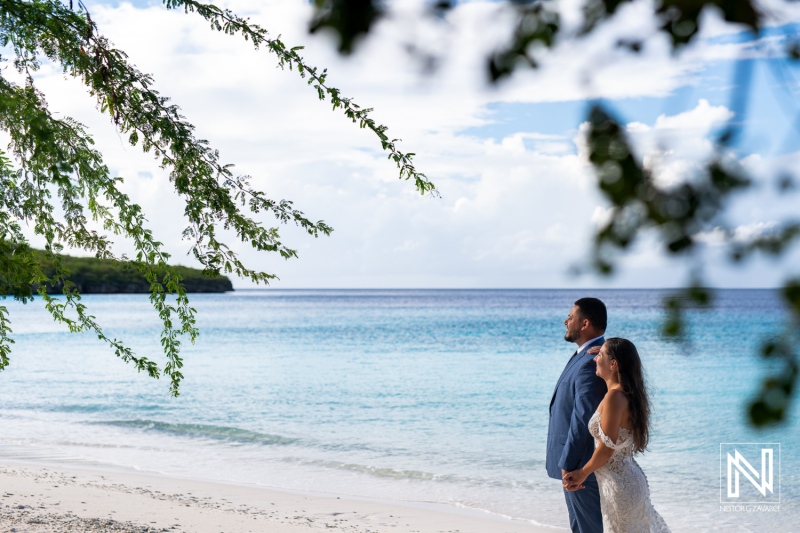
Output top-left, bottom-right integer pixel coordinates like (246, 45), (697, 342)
(17, 0), (800, 288)
(468, 56), (800, 158)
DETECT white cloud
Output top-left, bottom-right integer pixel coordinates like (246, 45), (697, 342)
(696, 221), (779, 246)
(591, 206), (614, 228)
(755, 0), (800, 27)
(628, 99), (734, 187)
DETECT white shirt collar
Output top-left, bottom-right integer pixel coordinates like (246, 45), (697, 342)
(577, 335), (604, 355)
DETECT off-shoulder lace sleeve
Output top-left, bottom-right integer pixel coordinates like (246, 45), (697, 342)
(597, 423), (630, 450)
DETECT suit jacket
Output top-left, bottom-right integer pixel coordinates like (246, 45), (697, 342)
(546, 337), (607, 479)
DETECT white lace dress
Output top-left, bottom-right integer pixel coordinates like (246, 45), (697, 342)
(588, 411), (670, 533)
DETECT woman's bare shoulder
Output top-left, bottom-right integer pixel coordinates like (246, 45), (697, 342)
(603, 388), (629, 410)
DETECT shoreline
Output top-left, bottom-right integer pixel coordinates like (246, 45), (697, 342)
(0, 460), (559, 533)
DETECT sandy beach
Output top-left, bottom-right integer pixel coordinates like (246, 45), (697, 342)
(0, 462), (556, 533)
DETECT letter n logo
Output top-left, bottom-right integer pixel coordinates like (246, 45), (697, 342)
(720, 443), (780, 503)
(727, 448), (772, 497)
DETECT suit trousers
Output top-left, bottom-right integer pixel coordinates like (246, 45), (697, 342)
(563, 473), (603, 533)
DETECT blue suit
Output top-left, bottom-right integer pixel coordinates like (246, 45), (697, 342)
(546, 337), (606, 533)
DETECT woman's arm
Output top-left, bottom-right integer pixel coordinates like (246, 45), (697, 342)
(564, 390), (627, 491)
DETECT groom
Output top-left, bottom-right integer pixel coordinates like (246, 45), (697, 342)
(546, 297), (607, 533)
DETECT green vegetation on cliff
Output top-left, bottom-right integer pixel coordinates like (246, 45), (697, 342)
(35, 251), (233, 294)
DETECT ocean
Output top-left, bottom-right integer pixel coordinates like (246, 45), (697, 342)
(0, 289), (796, 531)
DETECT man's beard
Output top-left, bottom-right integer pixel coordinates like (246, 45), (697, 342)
(564, 332), (576, 343)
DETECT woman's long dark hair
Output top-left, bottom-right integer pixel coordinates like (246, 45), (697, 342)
(604, 337), (650, 454)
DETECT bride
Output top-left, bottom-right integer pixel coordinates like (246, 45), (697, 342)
(563, 338), (670, 533)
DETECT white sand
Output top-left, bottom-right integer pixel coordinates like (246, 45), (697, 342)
(0, 462), (558, 533)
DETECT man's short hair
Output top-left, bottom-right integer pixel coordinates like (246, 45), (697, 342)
(574, 297), (607, 332)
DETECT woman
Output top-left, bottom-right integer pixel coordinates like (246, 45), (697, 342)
(563, 338), (670, 533)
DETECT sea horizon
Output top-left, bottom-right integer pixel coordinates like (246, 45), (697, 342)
(227, 287), (787, 290)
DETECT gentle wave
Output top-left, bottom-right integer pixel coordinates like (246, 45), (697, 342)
(303, 459), (456, 482)
(286, 457), (543, 491)
(93, 420), (299, 446)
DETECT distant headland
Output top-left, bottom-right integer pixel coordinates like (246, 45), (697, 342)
(35, 251), (233, 294)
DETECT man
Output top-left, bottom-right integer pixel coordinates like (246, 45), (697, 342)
(546, 297), (608, 533)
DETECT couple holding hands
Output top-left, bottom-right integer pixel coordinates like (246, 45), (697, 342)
(546, 297), (671, 533)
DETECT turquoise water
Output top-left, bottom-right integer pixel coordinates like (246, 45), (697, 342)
(0, 289), (796, 531)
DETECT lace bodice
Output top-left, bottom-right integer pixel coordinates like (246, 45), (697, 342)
(587, 410), (670, 533)
(588, 411), (635, 473)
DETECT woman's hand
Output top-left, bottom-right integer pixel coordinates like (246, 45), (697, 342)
(587, 346), (602, 355)
(563, 468), (588, 491)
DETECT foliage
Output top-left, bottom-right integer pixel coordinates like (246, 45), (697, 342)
(34, 249), (233, 293)
(309, 0), (799, 426)
(0, 0), (435, 394)
(310, 0), (381, 55)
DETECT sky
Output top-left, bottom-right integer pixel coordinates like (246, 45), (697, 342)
(10, 0), (800, 288)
